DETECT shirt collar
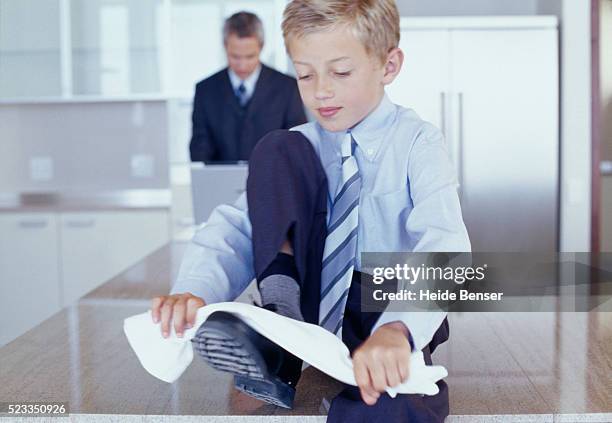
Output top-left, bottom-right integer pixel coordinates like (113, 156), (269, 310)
(228, 64), (262, 95)
(318, 93), (397, 163)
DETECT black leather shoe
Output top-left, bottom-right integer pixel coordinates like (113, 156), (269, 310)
(191, 310), (301, 409)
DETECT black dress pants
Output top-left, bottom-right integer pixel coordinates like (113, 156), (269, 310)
(247, 130), (449, 422)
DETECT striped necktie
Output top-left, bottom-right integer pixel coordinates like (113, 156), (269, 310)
(319, 132), (361, 336)
(236, 83), (247, 107)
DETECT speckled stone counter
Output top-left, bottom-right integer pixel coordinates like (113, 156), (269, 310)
(1, 243), (610, 421)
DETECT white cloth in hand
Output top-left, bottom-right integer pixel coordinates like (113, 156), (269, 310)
(123, 302), (447, 397)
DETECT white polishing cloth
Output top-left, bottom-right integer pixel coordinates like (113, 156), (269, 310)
(124, 302), (447, 397)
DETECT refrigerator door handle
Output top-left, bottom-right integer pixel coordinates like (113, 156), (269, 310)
(457, 92), (465, 203)
(440, 91), (447, 137)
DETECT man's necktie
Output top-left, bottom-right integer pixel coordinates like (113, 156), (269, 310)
(236, 83), (247, 107)
(319, 132), (361, 336)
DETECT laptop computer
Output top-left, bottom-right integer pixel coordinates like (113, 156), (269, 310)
(190, 162), (249, 225)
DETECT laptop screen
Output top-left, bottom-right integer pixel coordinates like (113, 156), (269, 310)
(190, 163), (249, 225)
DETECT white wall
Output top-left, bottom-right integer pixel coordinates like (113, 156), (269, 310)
(396, 0), (540, 16)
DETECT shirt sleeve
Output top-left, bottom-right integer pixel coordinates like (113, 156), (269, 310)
(170, 193), (255, 304)
(370, 123), (471, 350)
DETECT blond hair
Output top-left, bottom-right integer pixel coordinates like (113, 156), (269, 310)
(282, 0), (400, 65)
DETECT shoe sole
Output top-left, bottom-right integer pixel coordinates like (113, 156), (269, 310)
(192, 311), (295, 409)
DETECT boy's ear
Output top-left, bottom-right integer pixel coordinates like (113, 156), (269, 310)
(382, 47), (404, 85)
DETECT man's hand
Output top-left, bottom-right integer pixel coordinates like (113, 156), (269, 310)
(352, 321), (412, 405)
(151, 293), (206, 338)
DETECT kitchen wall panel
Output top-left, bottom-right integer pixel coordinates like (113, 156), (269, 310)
(0, 101), (169, 192)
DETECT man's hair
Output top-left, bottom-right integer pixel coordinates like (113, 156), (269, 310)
(282, 0), (400, 64)
(223, 11), (265, 47)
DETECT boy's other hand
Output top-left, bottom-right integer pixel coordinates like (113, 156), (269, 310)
(150, 293), (206, 339)
(352, 322), (411, 406)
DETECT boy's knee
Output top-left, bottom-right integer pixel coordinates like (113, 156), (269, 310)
(251, 130), (315, 165)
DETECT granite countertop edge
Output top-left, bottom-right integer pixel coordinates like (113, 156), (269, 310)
(0, 189), (172, 212)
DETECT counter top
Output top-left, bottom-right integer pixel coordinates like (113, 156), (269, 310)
(0, 242), (610, 421)
(0, 190), (171, 212)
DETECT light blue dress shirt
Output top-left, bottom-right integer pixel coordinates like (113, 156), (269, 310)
(228, 65), (261, 103)
(172, 93), (471, 350)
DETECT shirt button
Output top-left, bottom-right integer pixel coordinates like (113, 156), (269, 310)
(367, 148), (374, 156)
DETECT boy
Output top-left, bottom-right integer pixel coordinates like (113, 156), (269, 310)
(152, 0), (470, 421)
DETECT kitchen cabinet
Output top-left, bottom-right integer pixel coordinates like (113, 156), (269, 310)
(601, 174), (612, 252)
(387, 29), (450, 133)
(60, 210), (170, 304)
(0, 213), (61, 346)
(0, 0), (62, 98)
(70, 0), (161, 96)
(0, 0), (287, 100)
(450, 26), (558, 253)
(388, 17), (559, 252)
(0, 209), (170, 346)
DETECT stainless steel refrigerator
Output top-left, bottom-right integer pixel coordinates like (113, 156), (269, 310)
(388, 17), (559, 252)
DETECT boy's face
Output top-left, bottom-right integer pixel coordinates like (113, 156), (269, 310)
(289, 25), (402, 132)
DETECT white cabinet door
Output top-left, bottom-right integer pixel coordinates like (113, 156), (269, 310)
(387, 29), (451, 133)
(451, 29), (559, 252)
(0, 213), (61, 346)
(60, 210), (170, 304)
(70, 0), (161, 95)
(0, 0), (62, 98)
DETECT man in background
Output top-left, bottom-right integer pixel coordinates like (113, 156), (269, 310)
(190, 11), (307, 162)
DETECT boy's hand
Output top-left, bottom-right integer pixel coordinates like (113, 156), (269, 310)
(151, 293), (206, 338)
(352, 321), (411, 405)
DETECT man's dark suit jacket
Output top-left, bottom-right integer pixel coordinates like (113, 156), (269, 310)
(189, 64), (307, 162)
